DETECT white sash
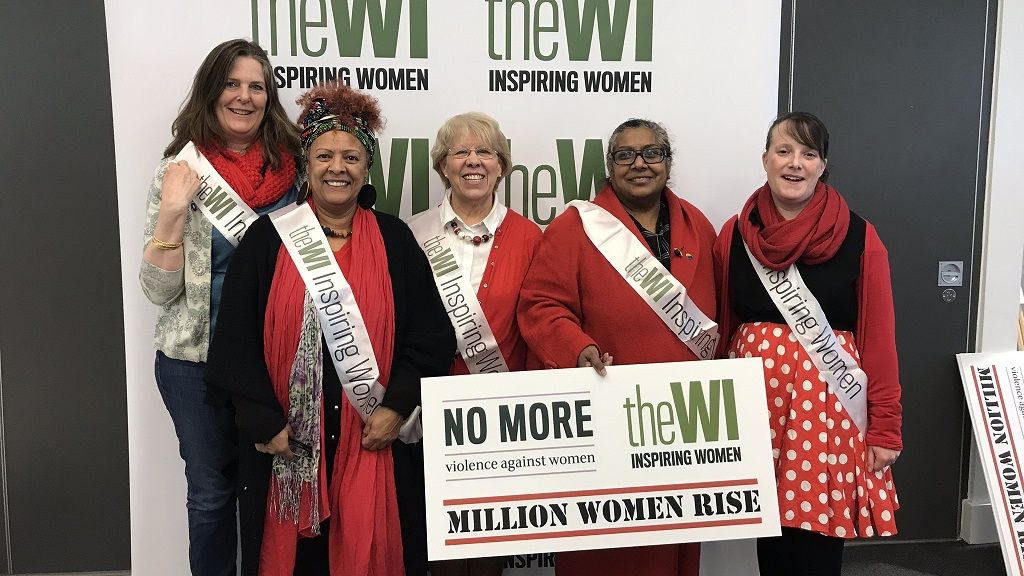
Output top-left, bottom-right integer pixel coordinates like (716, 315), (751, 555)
(270, 202), (422, 443)
(173, 141), (259, 247)
(742, 241), (868, 433)
(569, 200), (719, 360)
(407, 211), (510, 374)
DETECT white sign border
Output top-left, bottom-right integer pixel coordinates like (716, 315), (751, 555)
(958, 351), (1024, 576)
(422, 358), (781, 560)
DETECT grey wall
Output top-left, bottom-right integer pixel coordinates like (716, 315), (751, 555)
(0, 1), (131, 573)
(781, 0), (996, 539)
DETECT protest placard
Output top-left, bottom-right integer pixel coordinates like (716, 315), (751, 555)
(422, 358), (780, 560)
(958, 352), (1024, 576)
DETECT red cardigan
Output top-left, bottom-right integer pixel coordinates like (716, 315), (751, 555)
(517, 185), (713, 576)
(714, 216), (903, 451)
(450, 209), (542, 374)
(518, 185), (718, 368)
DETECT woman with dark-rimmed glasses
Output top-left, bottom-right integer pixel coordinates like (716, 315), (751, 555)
(517, 118), (719, 576)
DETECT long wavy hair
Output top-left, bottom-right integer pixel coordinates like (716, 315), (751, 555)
(163, 39), (299, 170)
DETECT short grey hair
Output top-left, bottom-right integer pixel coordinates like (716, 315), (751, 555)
(430, 112), (513, 191)
(605, 118), (672, 177)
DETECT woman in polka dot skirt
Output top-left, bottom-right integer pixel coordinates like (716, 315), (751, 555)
(714, 112), (902, 576)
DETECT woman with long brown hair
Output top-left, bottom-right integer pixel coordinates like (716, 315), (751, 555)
(140, 38), (299, 576)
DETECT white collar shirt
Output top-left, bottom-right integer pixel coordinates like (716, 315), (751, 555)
(440, 193), (507, 292)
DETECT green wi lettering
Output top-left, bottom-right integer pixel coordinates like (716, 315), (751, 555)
(502, 138), (605, 225)
(370, 138), (432, 216)
(623, 380), (740, 447)
(252, 0), (427, 58)
(488, 0), (653, 61)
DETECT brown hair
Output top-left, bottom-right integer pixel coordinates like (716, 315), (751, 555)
(163, 39), (299, 170)
(296, 81), (384, 136)
(766, 111), (830, 182)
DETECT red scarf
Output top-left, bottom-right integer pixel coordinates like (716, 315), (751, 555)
(738, 181), (850, 270)
(260, 206), (404, 575)
(200, 140), (296, 208)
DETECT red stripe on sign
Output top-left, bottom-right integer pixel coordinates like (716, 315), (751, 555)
(972, 365), (1024, 576)
(991, 367), (1024, 570)
(443, 479), (759, 506)
(445, 517), (763, 545)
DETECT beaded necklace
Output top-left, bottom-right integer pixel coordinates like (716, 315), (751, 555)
(321, 226), (352, 239)
(447, 218), (492, 245)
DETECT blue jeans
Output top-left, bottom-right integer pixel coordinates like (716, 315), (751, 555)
(155, 352), (238, 576)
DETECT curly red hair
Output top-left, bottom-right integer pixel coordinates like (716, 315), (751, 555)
(296, 81), (384, 133)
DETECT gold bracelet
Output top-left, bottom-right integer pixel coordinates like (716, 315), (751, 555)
(150, 236), (184, 250)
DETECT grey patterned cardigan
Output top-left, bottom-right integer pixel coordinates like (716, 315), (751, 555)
(140, 158), (216, 362)
(139, 158), (296, 361)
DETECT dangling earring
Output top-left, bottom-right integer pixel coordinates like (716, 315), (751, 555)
(357, 183), (377, 209)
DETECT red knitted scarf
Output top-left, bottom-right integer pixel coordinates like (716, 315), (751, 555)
(200, 140), (296, 208)
(738, 182), (850, 270)
(260, 205), (404, 574)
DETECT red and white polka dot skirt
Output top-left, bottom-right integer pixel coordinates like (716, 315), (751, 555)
(728, 321), (899, 538)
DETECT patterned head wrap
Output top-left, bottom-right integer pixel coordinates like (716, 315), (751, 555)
(299, 98), (378, 168)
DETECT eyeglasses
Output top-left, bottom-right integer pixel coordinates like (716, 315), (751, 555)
(448, 147), (496, 160)
(610, 147), (670, 166)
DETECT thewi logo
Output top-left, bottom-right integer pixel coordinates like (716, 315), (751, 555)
(252, 0), (428, 58)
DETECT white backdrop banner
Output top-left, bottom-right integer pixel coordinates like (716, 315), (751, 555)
(106, 1), (780, 574)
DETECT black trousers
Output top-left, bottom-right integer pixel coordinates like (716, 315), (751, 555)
(757, 527), (845, 576)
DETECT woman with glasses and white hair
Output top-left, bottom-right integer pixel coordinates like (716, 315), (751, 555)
(516, 118), (718, 576)
(406, 112), (542, 576)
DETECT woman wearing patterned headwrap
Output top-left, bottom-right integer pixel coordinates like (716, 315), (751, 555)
(205, 80), (454, 575)
(140, 39), (299, 576)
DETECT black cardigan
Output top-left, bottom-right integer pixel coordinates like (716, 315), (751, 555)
(205, 209), (455, 575)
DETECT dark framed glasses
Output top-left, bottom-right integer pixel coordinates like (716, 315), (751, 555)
(610, 147), (670, 165)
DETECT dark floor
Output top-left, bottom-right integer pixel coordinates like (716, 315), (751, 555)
(843, 540), (1006, 576)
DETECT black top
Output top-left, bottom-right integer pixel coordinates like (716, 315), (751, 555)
(628, 198), (672, 269)
(204, 210), (454, 575)
(728, 211), (866, 332)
